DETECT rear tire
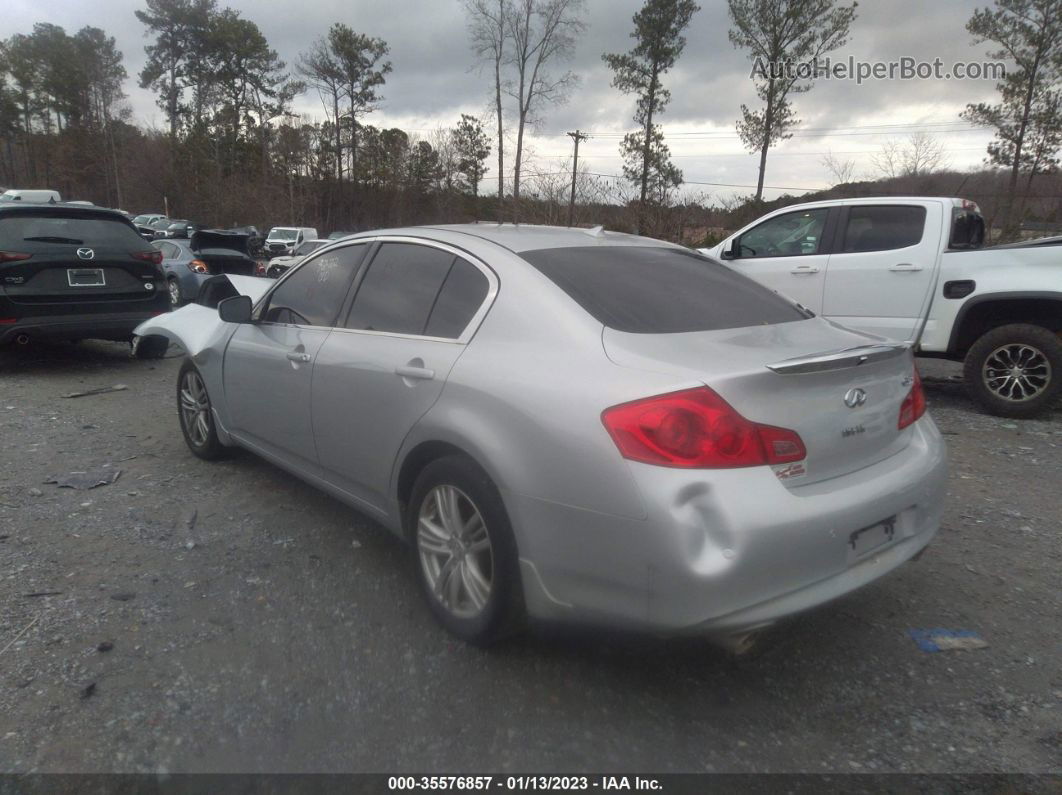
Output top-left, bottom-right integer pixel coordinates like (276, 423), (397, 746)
(132, 335), (169, 360)
(406, 455), (523, 645)
(177, 359), (226, 460)
(963, 324), (1062, 418)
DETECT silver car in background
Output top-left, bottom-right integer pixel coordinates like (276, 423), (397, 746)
(134, 224), (947, 645)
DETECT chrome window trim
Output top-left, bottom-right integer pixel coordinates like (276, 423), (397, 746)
(260, 235), (499, 344)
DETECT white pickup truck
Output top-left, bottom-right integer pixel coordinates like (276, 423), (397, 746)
(700, 197), (1062, 418)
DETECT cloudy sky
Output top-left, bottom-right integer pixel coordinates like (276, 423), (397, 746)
(9, 0), (1002, 201)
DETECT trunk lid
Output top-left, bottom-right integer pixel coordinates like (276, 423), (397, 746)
(602, 318), (918, 486)
(190, 230), (256, 277)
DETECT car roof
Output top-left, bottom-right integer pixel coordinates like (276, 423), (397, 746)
(355, 223), (677, 254)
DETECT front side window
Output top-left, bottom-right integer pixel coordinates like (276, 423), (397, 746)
(737, 209), (829, 258)
(841, 205), (927, 253)
(262, 244), (367, 326)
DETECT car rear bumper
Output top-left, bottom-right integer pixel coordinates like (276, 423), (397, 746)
(0, 308), (171, 344)
(508, 416), (948, 635)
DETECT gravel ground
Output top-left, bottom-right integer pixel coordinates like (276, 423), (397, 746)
(0, 341), (1058, 774)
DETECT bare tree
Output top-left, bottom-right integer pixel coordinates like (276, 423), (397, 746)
(821, 148), (855, 185)
(871, 133), (949, 179)
(505, 0), (587, 220)
(464, 0), (510, 210)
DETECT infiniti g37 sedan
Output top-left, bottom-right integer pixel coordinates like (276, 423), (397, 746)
(134, 224), (948, 645)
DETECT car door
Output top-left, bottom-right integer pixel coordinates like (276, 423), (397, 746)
(222, 244), (367, 470)
(312, 239), (496, 512)
(723, 207), (834, 313)
(821, 203), (941, 342)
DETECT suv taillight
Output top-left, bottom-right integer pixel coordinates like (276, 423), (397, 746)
(0, 251), (31, 263)
(898, 368), (926, 430)
(132, 250), (163, 265)
(601, 386), (806, 469)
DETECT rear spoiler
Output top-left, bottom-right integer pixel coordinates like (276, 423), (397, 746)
(766, 344), (908, 374)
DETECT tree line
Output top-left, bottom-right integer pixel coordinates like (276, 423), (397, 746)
(0, 0), (1060, 242)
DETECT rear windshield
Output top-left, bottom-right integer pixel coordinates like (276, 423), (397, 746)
(0, 212), (147, 249)
(520, 246), (810, 334)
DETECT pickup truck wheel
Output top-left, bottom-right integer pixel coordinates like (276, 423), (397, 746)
(963, 324), (1062, 418)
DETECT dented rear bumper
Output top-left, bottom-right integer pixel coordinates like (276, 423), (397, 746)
(509, 416), (947, 634)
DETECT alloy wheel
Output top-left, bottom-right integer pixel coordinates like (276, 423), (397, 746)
(417, 485), (494, 619)
(179, 369), (212, 447)
(982, 343), (1052, 402)
(168, 279), (181, 306)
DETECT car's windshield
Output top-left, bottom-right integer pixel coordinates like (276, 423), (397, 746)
(269, 228), (298, 240)
(132, 214), (154, 225)
(295, 240), (325, 255)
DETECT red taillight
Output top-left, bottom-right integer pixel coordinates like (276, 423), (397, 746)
(898, 368), (926, 430)
(132, 250), (163, 265)
(255, 260), (267, 275)
(0, 251), (31, 263)
(601, 386), (806, 469)
(0, 317), (18, 325)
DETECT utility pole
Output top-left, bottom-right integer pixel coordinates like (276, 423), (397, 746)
(566, 130), (588, 227)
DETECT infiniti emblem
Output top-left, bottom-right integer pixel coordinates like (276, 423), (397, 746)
(76, 248), (95, 260)
(843, 387), (868, 408)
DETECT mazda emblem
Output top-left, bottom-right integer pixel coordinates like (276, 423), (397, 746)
(843, 387), (868, 408)
(76, 248), (95, 260)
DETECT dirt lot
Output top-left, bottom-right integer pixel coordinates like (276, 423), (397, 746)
(0, 340), (1058, 774)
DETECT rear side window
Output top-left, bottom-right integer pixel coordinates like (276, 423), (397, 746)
(345, 243), (454, 335)
(262, 244), (366, 326)
(842, 206), (926, 252)
(425, 258), (490, 338)
(0, 212), (147, 249)
(520, 246), (808, 334)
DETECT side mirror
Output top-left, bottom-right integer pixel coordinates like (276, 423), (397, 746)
(218, 294), (253, 324)
(721, 239), (738, 260)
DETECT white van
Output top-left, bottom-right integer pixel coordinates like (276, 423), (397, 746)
(0, 189), (61, 203)
(265, 226), (319, 257)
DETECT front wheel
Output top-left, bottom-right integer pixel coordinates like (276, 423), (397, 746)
(167, 276), (182, 307)
(406, 455), (523, 645)
(177, 360), (227, 459)
(963, 324), (1062, 418)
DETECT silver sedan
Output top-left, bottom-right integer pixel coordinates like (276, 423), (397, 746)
(134, 224), (947, 646)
